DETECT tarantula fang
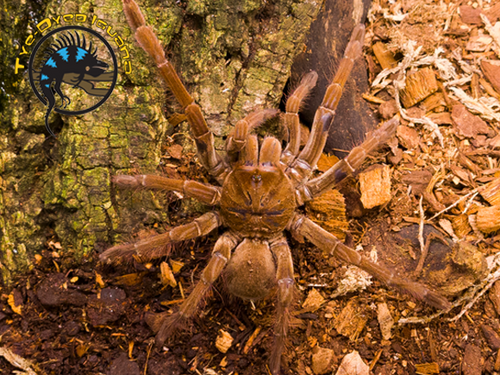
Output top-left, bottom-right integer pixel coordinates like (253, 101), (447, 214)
(100, 1), (451, 373)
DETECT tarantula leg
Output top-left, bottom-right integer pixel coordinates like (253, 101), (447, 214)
(241, 134), (259, 165)
(122, 0), (227, 182)
(226, 109), (279, 164)
(300, 117), (399, 202)
(149, 232), (240, 347)
(281, 71), (318, 166)
(269, 236), (294, 375)
(288, 24), (365, 186)
(288, 214), (451, 310)
(113, 175), (221, 205)
(99, 212), (221, 263)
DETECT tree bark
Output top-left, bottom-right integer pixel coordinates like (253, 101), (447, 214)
(0, 0), (323, 284)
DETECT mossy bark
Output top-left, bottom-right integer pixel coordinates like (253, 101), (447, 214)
(0, 0), (322, 285)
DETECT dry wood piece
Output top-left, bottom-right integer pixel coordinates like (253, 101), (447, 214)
(462, 344), (483, 375)
(160, 261), (177, 287)
(460, 5), (483, 24)
(312, 347), (335, 375)
(335, 351), (369, 375)
(359, 165), (392, 209)
(378, 99), (398, 120)
(372, 42), (397, 69)
(451, 214), (472, 238)
(399, 68), (438, 108)
(377, 302), (394, 340)
(452, 104), (491, 138)
(421, 92), (447, 113)
(402, 169), (432, 195)
(476, 205), (500, 233)
(305, 189), (348, 240)
(466, 34), (493, 52)
(414, 362), (440, 374)
(302, 288), (325, 312)
(397, 125), (420, 149)
(481, 324), (500, 351)
(480, 177), (500, 206)
(481, 60), (500, 95)
(215, 329), (233, 353)
(333, 299), (368, 341)
(489, 281), (500, 315)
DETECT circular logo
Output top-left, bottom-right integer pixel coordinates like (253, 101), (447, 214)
(28, 25), (118, 137)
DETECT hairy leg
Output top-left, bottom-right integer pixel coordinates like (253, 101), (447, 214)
(298, 117), (399, 203)
(147, 231), (241, 346)
(122, 0), (227, 182)
(99, 212), (221, 263)
(113, 174), (221, 205)
(226, 109), (279, 164)
(287, 24), (366, 187)
(269, 236), (294, 375)
(280, 71), (318, 166)
(288, 214), (451, 310)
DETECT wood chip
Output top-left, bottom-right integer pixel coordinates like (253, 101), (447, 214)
(305, 189), (348, 240)
(333, 299), (368, 341)
(359, 165), (392, 209)
(460, 5), (483, 24)
(0, 346), (37, 375)
(378, 99), (398, 120)
(452, 104), (491, 138)
(377, 302), (394, 340)
(397, 125), (420, 149)
(302, 288), (325, 312)
(481, 324), (500, 351)
(402, 169), (432, 195)
(466, 34), (493, 52)
(462, 344), (482, 375)
(489, 280), (500, 315)
(452, 214), (472, 238)
(7, 289), (23, 315)
(415, 362), (440, 374)
(166, 144), (183, 159)
(312, 347), (335, 375)
(481, 60), (500, 95)
(372, 42), (397, 69)
(169, 259), (184, 274)
(399, 68), (438, 108)
(475, 205), (500, 233)
(317, 153), (339, 172)
(215, 329), (233, 353)
(160, 262), (177, 287)
(335, 351), (369, 375)
(480, 177), (500, 206)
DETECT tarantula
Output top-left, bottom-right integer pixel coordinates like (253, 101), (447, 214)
(101, 0), (450, 373)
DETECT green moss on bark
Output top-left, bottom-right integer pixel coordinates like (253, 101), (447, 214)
(0, 0), (322, 285)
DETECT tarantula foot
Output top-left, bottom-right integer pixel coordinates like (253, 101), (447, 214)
(145, 311), (186, 347)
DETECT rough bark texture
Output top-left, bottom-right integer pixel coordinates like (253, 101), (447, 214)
(287, 0), (377, 157)
(0, 0), (323, 285)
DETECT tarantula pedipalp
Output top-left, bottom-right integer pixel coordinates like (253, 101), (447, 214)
(101, 0), (451, 373)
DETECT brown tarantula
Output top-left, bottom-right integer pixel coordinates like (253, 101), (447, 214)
(101, 0), (450, 373)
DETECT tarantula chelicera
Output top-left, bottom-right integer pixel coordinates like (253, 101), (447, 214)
(101, 0), (451, 373)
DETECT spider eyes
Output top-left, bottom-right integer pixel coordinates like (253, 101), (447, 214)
(252, 174), (262, 182)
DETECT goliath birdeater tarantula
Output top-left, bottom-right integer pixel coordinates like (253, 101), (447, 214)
(101, 0), (451, 373)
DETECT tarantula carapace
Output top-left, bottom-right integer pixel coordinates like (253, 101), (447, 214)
(101, 0), (450, 373)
